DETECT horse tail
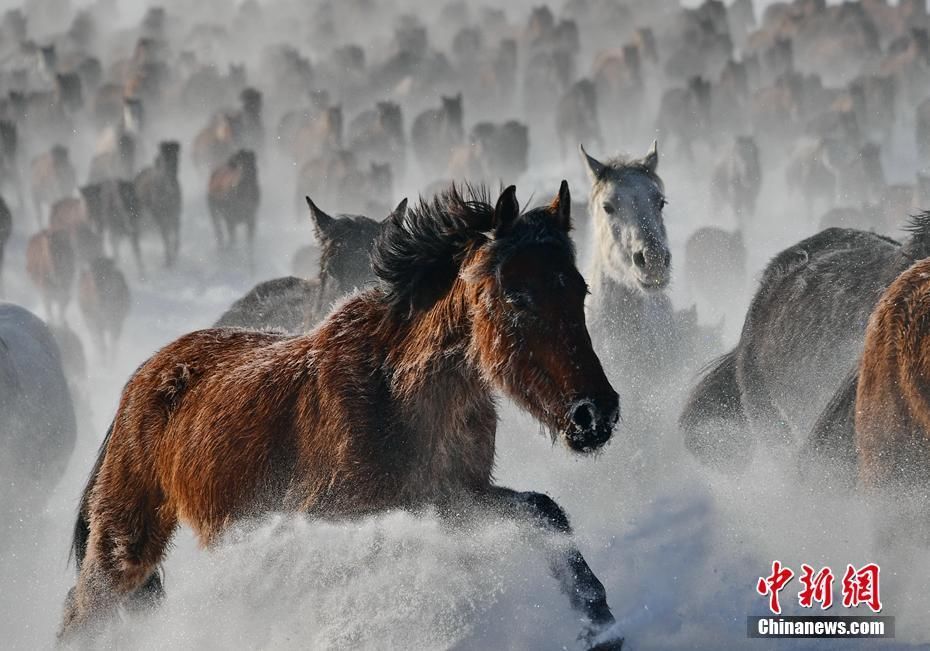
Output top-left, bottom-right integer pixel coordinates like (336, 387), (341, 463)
(70, 420), (114, 571)
(680, 348), (752, 473)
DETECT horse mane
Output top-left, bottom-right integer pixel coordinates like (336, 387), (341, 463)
(372, 183), (495, 313)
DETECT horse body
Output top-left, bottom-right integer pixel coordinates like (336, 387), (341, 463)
(110, 302), (496, 530)
(215, 199), (392, 332)
(0, 303), (76, 511)
(711, 135), (761, 223)
(207, 149), (260, 265)
(0, 120), (23, 209)
(214, 276), (325, 333)
(411, 94), (464, 177)
(49, 197), (103, 265)
(683, 221), (930, 471)
(89, 98), (143, 183)
(347, 101), (405, 180)
(30, 145), (76, 226)
(61, 184), (622, 649)
(855, 255), (930, 489)
(556, 78), (601, 160)
(134, 141), (181, 267)
(26, 227), (76, 322)
(78, 257), (130, 359)
(81, 179), (143, 276)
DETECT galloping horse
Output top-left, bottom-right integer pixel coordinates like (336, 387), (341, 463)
(60, 183), (624, 649)
(684, 215), (930, 475)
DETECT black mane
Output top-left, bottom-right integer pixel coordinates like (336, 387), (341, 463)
(372, 183), (574, 314)
(372, 184), (494, 313)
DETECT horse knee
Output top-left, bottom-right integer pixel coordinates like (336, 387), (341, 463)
(518, 491), (572, 534)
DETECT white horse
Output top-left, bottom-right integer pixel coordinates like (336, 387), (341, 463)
(581, 142), (717, 429)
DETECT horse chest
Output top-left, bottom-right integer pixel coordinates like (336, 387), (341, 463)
(400, 387), (496, 498)
(591, 281), (673, 354)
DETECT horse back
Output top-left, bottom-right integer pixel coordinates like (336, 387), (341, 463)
(737, 228), (902, 438)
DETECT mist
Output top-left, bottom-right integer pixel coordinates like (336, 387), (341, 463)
(1, 0), (929, 649)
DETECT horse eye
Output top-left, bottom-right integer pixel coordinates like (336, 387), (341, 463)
(658, 198), (668, 210)
(602, 203), (616, 215)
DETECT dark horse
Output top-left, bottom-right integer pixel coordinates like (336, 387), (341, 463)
(681, 215), (930, 474)
(213, 196), (395, 332)
(60, 184), (624, 649)
(0, 303), (76, 515)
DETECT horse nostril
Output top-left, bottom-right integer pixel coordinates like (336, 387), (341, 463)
(664, 251), (672, 267)
(632, 251), (646, 268)
(571, 402), (596, 430)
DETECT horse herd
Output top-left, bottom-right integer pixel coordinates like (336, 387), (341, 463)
(2, 0), (930, 647)
(39, 143), (930, 648)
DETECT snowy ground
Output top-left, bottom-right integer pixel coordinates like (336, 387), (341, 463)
(1, 126), (928, 651)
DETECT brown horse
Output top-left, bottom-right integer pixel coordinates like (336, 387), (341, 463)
(26, 227), (75, 322)
(855, 255), (930, 489)
(59, 183), (623, 649)
(207, 149), (260, 268)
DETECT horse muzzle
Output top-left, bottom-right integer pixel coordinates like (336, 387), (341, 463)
(632, 245), (671, 288)
(564, 394), (620, 453)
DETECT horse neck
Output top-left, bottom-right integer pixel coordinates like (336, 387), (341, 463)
(588, 252), (669, 337)
(385, 279), (487, 408)
(378, 280), (497, 488)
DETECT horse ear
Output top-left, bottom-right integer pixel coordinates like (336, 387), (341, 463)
(389, 198), (408, 221)
(306, 196), (335, 240)
(579, 144), (607, 181)
(493, 185), (520, 235)
(550, 179), (571, 231)
(643, 139), (659, 173)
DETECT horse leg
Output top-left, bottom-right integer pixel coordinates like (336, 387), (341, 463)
(211, 210), (225, 250)
(159, 218), (174, 268)
(480, 487), (621, 650)
(59, 477), (177, 639)
(738, 343), (794, 447)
